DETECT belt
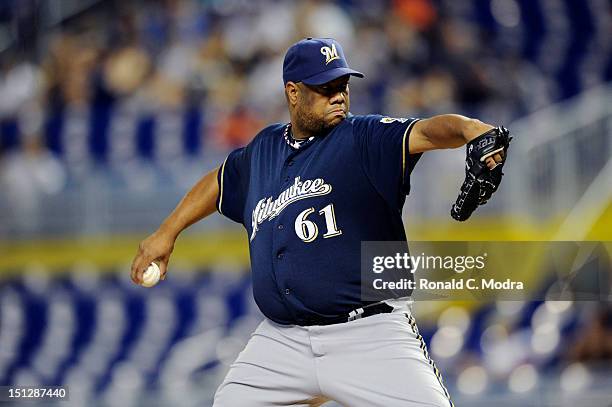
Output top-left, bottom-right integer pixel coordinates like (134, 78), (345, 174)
(302, 302), (394, 326)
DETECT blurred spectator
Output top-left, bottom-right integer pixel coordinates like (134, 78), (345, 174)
(393, 0), (438, 32)
(42, 33), (101, 109)
(298, 0), (355, 48)
(0, 131), (66, 236)
(0, 54), (41, 119)
(569, 305), (612, 361)
(102, 46), (151, 97)
(214, 105), (264, 148)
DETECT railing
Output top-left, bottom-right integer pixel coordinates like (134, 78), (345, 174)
(508, 84), (612, 220)
(404, 84), (612, 226)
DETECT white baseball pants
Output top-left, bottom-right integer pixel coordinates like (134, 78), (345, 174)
(213, 310), (453, 407)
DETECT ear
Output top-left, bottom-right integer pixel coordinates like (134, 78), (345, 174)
(285, 82), (299, 106)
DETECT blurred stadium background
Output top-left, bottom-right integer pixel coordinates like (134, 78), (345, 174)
(0, 0), (611, 405)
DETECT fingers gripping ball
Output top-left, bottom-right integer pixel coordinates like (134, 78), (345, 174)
(141, 262), (161, 287)
(451, 126), (512, 221)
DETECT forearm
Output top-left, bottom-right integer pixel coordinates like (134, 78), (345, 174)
(159, 167), (220, 238)
(410, 114), (495, 153)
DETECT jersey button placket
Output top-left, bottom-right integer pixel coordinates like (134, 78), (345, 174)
(276, 152), (298, 307)
(281, 151), (299, 188)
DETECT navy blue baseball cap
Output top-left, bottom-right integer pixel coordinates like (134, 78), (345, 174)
(283, 37), (364, 85)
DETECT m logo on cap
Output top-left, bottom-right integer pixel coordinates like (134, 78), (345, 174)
(320, 44), (340, 65)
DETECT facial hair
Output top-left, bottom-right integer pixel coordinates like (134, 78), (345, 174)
(294, 95), (341, 138)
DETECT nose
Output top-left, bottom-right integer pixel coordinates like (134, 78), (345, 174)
(330, 89), (347, 105)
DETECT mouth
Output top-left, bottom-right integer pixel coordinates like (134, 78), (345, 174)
(328, 108), (347, 116)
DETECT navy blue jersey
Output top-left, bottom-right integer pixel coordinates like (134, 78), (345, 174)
(216, 114), (422, 325)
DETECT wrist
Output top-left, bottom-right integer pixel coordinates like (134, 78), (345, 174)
(159, 219), (182, 241)
(463, 120), (494, 142)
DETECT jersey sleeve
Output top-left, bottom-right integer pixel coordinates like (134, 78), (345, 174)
(352, 115), (422, 208)
(217, 147), (251, 224)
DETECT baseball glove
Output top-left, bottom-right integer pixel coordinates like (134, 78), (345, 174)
(450, 126), (512, 221)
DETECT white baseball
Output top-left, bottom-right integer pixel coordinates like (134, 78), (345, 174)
(141, 262), (161, 287)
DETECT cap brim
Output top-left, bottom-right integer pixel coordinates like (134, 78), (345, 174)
(301, 67), (365, 85)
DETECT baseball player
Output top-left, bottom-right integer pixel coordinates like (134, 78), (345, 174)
(131, 38), (510, 406)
